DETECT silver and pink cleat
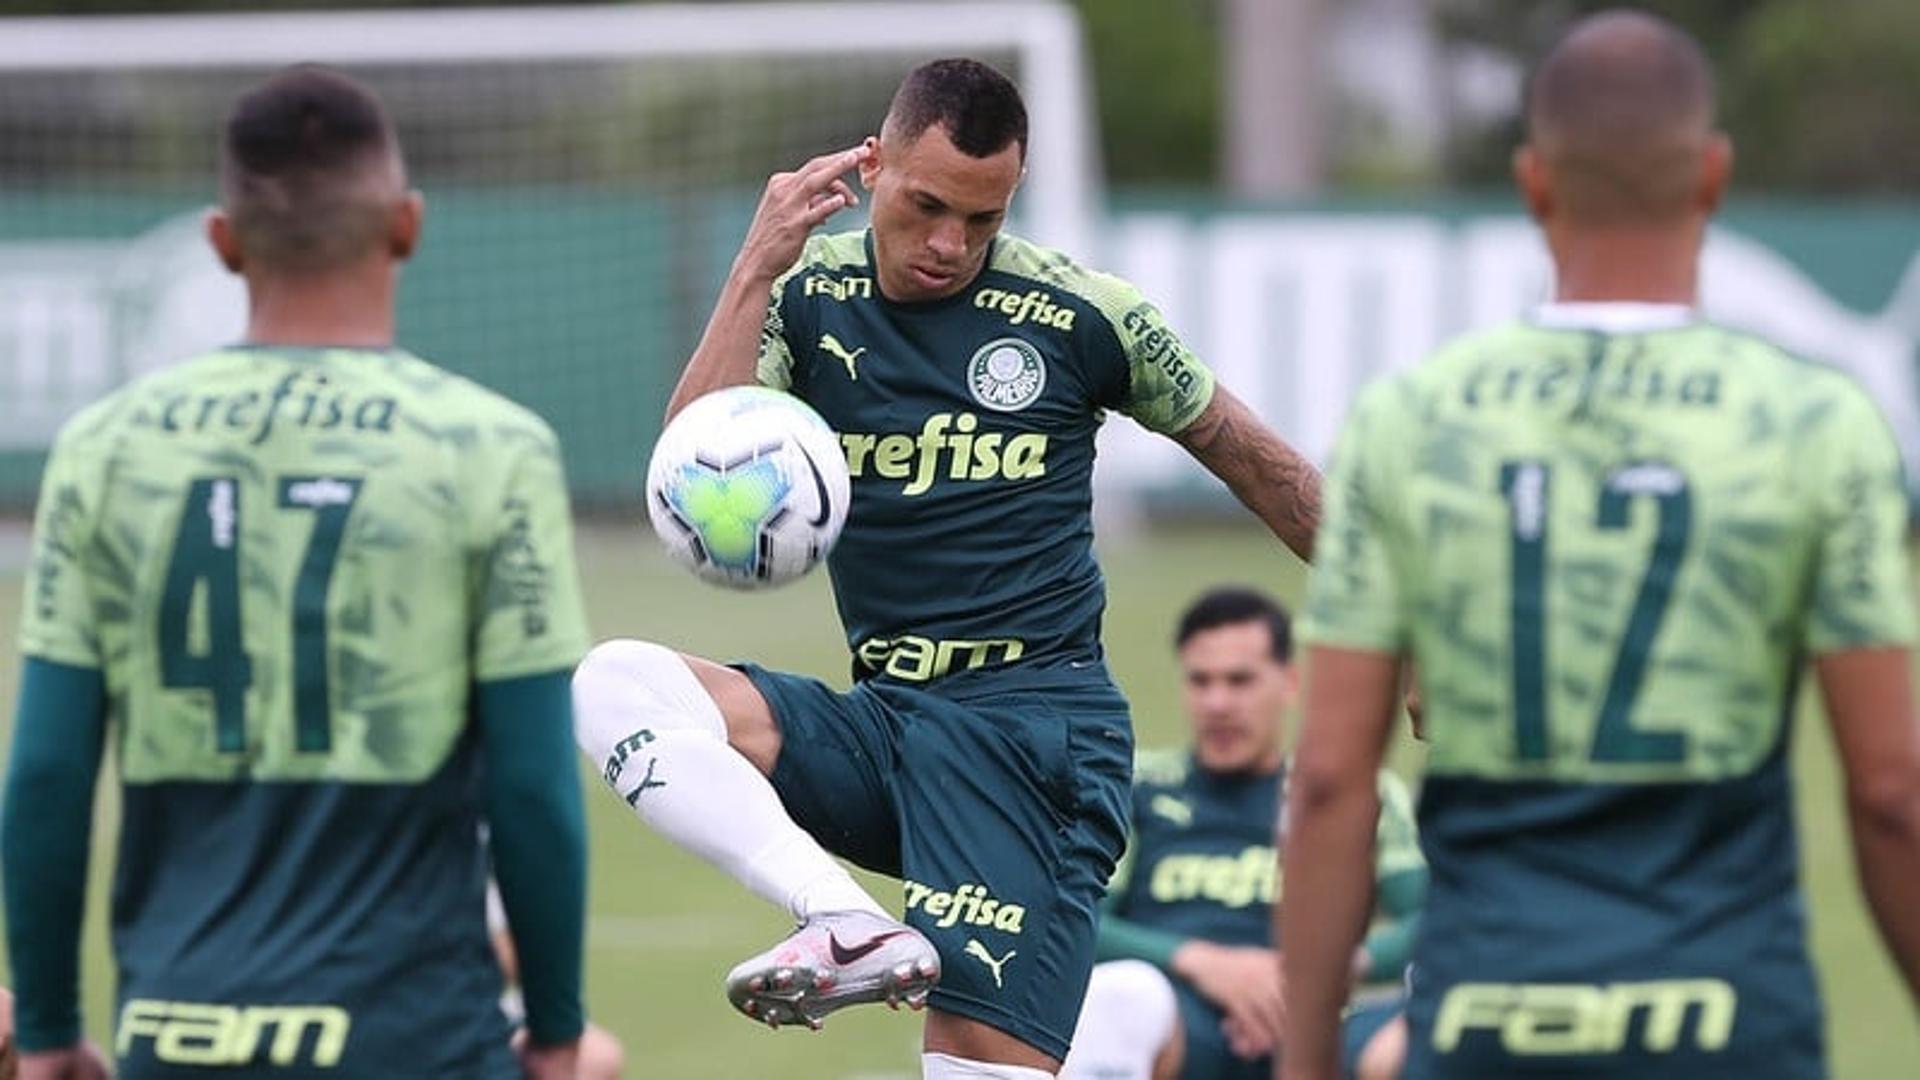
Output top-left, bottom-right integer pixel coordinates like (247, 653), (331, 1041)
(724, 910), (941, 1030)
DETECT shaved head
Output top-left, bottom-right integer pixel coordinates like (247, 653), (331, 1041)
(1525, 11), (1719, 225)
(219, 65), (408, 272)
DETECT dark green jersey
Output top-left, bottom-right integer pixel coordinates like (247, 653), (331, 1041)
(1105, 750), (1421, 964)
(1301, 307), (1917, 1070)
(20, 347), (588, 1075)
(758, 230), (1215, 687)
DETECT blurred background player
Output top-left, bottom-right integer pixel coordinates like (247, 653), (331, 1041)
(0, 67), (590, 1079)
(1282, 10), (1920, 1080)
(573, 58), (1322, 1078)
(485, 881), (628, 1079)
(1059, 588), (1422, 1080)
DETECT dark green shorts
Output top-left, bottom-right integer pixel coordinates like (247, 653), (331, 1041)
(740, 663), (1133, 1061)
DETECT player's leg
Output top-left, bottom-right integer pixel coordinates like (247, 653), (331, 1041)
(1057, 960), (1183, 1080)
(571, 639), (883, 921)
(574, 639), (939, 1028)
(888, 680), (1135, 1076)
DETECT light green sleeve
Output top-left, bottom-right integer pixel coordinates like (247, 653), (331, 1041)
(18, 429), (105, 669)
(1085, 274), (1215, 435)
(1807, 384), (1918, 654)
(756, 253), (816, 392)
(1298, 380), (1411, 653)
(1372, 770), (1425, 878)
(472, 421), (591, 682)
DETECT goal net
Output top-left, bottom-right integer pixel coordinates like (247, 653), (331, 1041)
(0, 2), (1099, 507)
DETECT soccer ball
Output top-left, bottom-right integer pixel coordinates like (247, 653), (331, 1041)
(646, 386), (850, 589)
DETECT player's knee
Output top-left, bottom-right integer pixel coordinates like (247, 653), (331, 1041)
(922, 1052), (1054, 1079)
(571, 639), (726, 762)
(1355, 1015), (1407, 1080)
(1062, 959), (1179, 1077)
(1082, 959), (1176, 1031)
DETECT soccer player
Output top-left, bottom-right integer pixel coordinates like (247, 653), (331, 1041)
(1059, 588), (1422, 1080)
(1280, 11), (1920, 1080)
(1, 67), (590, 1079)
(573, 59), (1321, 1078)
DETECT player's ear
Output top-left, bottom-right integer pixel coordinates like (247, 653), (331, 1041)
(206, 207), (244, 273)
(858, 135), (882, 191)
(390, 190), (425, 261)
(1698, 132), (1733, 216)
(1513, 144), (1552, 223)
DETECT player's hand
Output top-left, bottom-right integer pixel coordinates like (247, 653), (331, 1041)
(517, 1037), (579, 1080)
(734, 144), (870, 284)
(1173, 940), (1285, 1059)
(16, 1044), (111, 1080)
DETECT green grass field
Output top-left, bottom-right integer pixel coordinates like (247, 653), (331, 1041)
(2, 522), (1917, 1077)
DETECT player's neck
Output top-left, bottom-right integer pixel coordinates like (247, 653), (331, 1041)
(1547, 223), (1702, 306)
(243, 265), (398, 349)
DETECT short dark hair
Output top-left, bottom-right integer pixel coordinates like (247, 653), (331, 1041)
(1525, 11), (1716, 225)
(885, 58), (1028, 159)
(220, 65), (403, 271)
(1175, 587), (1292, 662)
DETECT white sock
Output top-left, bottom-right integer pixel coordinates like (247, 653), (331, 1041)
(571, 639), (884, 922)
(922, 1052), (1056, 1079)
(1057, 960), (1179, 1080)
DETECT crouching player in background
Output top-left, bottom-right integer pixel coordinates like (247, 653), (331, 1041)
(1060, 589), (1424, 1080)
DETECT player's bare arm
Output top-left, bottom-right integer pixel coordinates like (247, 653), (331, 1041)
(1172, 386), (1322, 562)
(1819, 647), (1920, 1006)
(1279, 646), (1400, 1080)
(666, 145), (869, 419)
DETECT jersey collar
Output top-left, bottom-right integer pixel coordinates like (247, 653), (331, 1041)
(1529, 301), (1696, 333)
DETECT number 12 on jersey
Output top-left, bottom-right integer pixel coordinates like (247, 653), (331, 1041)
(158, 475), (364, 755)
(1501, 460), (1692, 765)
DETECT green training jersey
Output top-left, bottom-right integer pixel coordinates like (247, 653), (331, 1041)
(1301, 307), (1916, 1074)
(758, 230), (1215, 688)
(20, 346), (588, 1076)
(1105, 750), (1421, 963)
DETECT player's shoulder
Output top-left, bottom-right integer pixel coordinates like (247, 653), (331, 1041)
(781, 230), (872, 284)
(416, 352), (554, 429)
(1687, 320), (1879, 415)
(984, 231), (1145, 323)
(1131, 746), (1192, 790)
(46, 347), (246, 455)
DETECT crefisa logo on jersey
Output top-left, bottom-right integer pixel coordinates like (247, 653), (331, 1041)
(967, 338), (1046, 412)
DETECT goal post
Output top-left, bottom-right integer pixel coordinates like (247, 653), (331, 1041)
(0, 2), (1102, 506)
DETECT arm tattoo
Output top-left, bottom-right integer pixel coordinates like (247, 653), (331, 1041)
(1175, 387), (1322, 561)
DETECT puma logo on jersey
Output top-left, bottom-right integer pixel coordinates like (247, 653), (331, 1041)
(1150, 794), (1194, 827)
(818, 333), (868, 380)
(964, 940), (1017, 989)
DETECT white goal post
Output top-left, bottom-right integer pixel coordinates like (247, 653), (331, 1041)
(0, 2), (1101, 259)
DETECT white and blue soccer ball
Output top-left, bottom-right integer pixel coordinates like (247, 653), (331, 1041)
(645, 386), (850, 589)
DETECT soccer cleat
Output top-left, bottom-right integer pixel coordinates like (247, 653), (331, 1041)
(725, 910), (940, 1030)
